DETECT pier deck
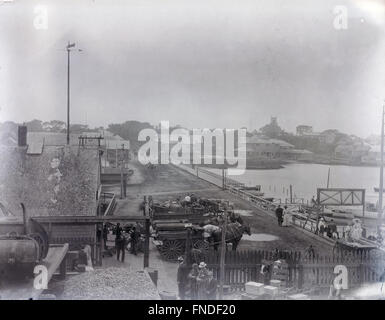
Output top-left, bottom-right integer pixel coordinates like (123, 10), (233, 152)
(109, 162), (332, 254)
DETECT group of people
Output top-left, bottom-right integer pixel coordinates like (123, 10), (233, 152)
(317, 218), (338, 239)
(177, 257), (218, 300)
(275, 205), (292, 227)
(97, 223), (142, 263)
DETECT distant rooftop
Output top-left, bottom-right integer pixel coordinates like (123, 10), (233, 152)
(26, 131), (130, 150)
(247, 135), (294, 148)
(27, 132), (81, 146)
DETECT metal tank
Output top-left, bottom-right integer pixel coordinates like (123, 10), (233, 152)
(0, 203), (49, 281)
(0, 234), (41, 279)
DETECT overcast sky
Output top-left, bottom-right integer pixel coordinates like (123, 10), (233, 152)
(0, 0), (384, 137)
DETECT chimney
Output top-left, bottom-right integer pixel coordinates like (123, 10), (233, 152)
(18, 125), (27, 147)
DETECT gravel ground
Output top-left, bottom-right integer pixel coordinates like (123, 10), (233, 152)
(61, 267), (160, 300)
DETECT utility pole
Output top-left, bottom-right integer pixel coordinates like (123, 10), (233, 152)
(65, 42), (82, 145)
(378, 105), (384, 221)
(120, 144), (124, 199)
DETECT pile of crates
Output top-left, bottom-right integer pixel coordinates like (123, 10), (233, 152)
(241, 259), (311, 300)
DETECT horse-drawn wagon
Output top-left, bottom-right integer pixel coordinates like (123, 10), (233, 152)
(149, 197), (251, 260)
(149, 197), (227, 260)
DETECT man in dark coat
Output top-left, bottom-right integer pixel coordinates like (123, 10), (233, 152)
(130, 226), (140, 255)
(117, 233), (128, 262)
(177, 257), (190, 300)
(115, 223), (122, 239)
(187, 263), (199, 299)
(275, 205), (284, 226)
(205, 271), (218, 300)
(115, 223), (123, 261)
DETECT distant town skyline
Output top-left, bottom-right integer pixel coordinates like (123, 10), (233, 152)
(0, 116), (381, 140)
(1, 0), (384, 137)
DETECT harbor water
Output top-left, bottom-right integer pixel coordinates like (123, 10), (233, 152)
(208, 163), (382, 205)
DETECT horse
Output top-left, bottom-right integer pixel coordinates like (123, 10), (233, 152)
(210, 222), (251, 251)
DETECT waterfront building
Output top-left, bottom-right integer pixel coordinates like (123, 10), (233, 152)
(334, 141), (371, 162)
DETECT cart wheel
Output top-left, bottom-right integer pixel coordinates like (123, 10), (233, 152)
(193, 239), (209, 252)
(160, 240), (185, 261)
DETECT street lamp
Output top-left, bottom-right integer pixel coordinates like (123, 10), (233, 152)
(66, 42), (82, 145)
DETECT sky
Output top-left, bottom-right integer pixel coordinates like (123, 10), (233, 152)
(0, 0), (384, 137)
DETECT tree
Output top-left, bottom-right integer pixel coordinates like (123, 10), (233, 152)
(259, 117), (284, 139)
(25, 119), (43, 132)
(42, 120), (66, 132)
(70, 124), (90, 133)
(107, 121), (154, 151)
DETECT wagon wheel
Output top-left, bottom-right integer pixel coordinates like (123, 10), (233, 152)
(193, 239), (209, 252)
(160, 240), (185, 261)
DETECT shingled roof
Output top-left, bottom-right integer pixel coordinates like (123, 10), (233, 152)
(0, 145), (100, 217)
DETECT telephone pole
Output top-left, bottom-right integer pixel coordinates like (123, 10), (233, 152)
(120, 144), (125, 199)
(378, 105), (384, 221)
(66, 42), (82, 145)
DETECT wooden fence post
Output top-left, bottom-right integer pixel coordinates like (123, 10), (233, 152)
(143, 196), (147, 216)
(143, 217), (150, 269)
(298, 264), (304, 289)
(219, 215), (227, 299)
(359, 263), (365, 285)
(59, 256), (67, 280)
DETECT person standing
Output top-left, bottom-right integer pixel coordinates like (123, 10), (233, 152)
(197, 262), (210, 299)
(275, 205), (284, 227)
(177, 257), (190, 300)
(205, 271), (218, 300)
(118, 232), (128, 263)
(130, 226), (140, 255)
(187, 263), (199, 299)
(282, 206), (291, 227)
(311, 196), (317, 207)
(115, 223), (123, 261)
(115, 223), (122, 239)
(328, 219), (338, 239)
